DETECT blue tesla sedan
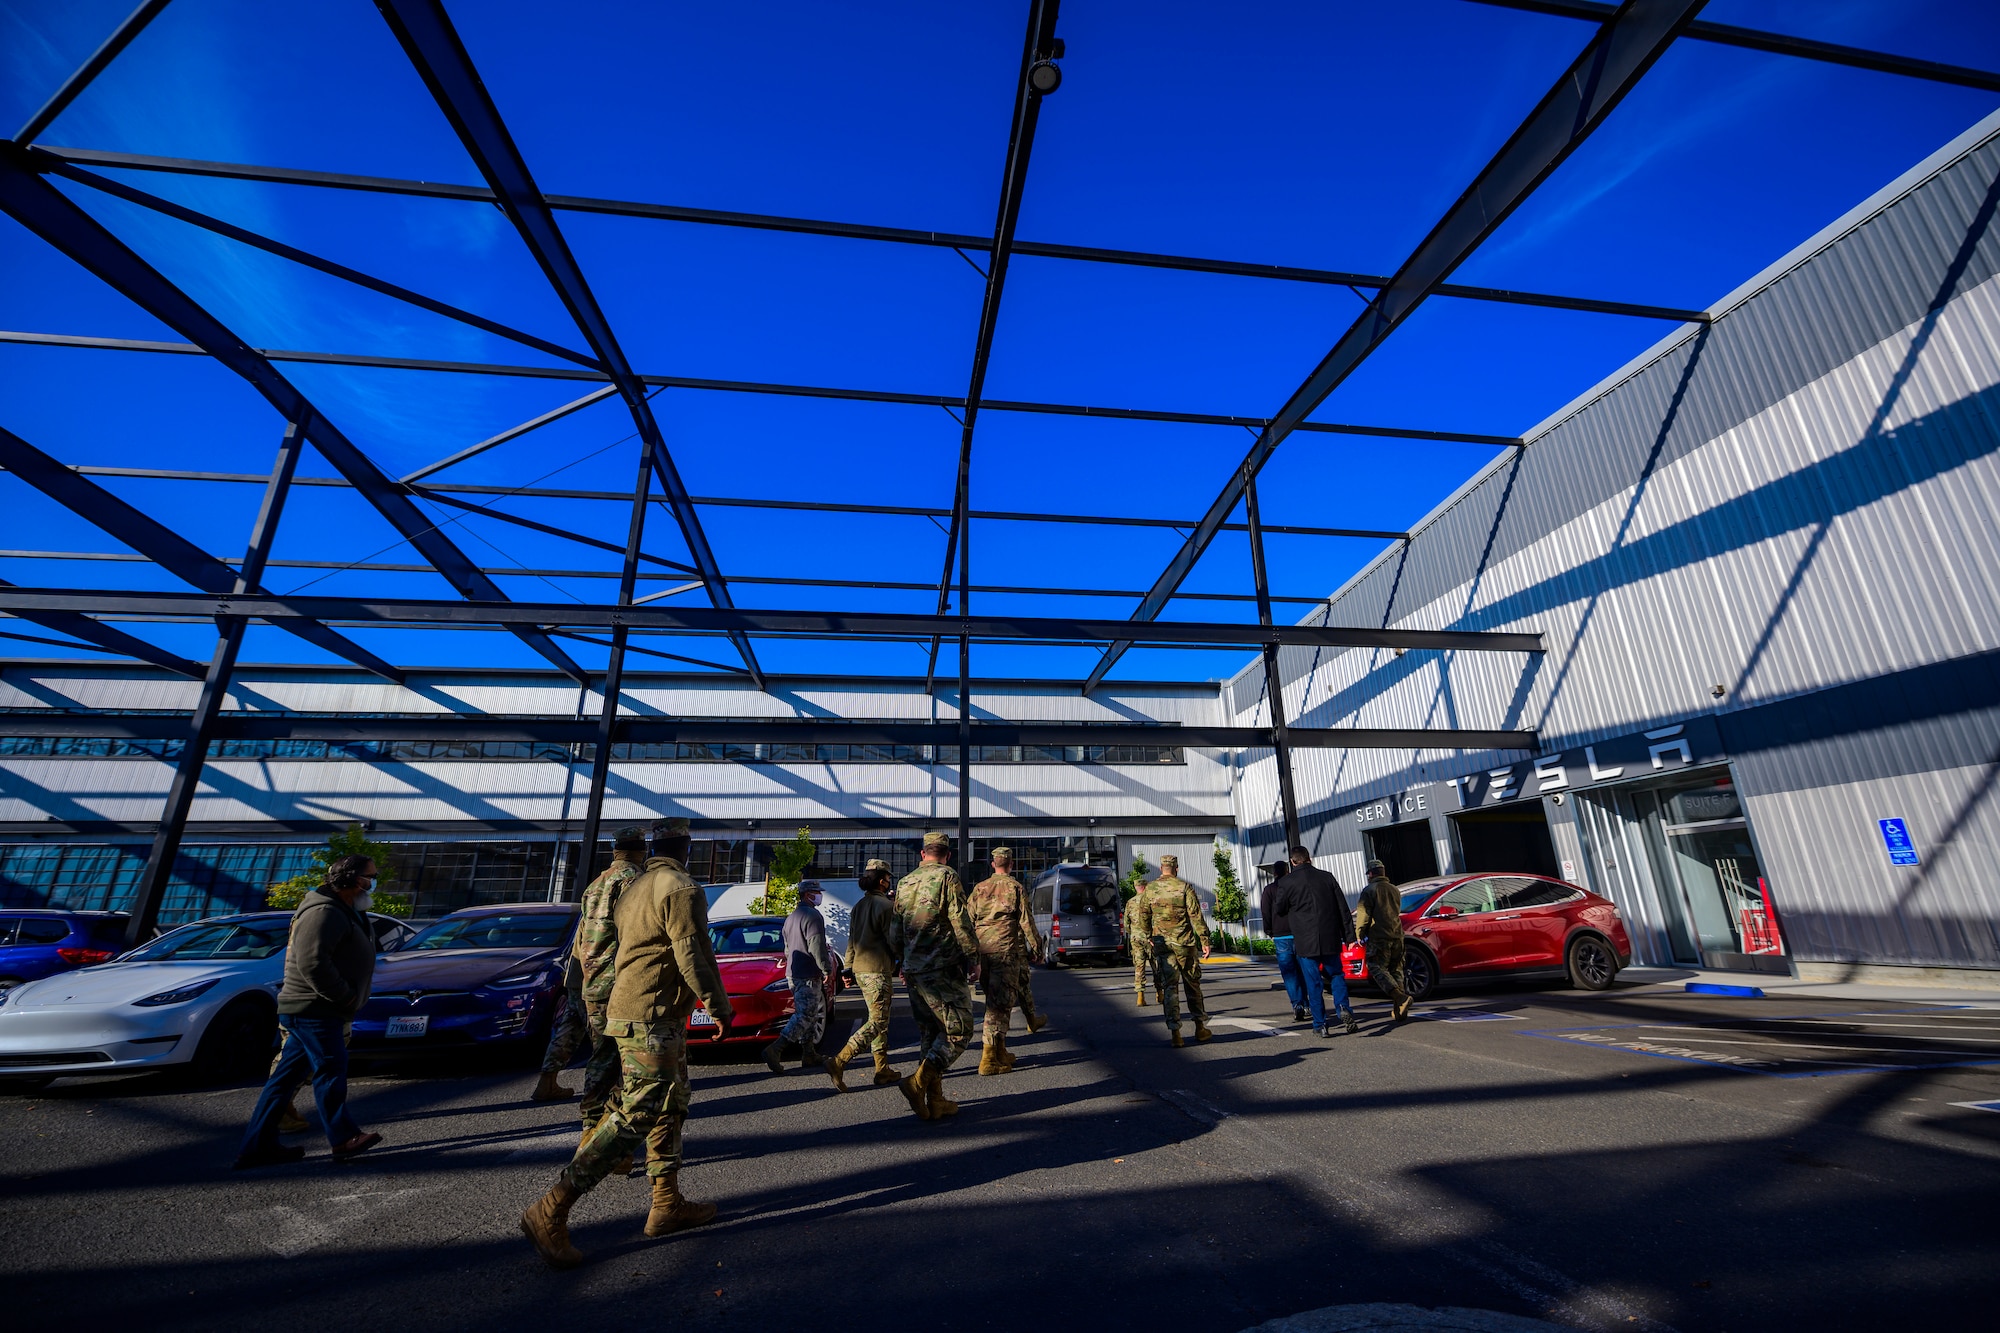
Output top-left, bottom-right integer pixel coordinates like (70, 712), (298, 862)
(351, 903), (578, 1054)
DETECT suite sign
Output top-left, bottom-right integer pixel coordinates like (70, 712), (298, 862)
(1454, 715), (1725, 809)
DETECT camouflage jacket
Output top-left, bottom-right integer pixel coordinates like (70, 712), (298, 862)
(1354, 874), (1405, 943)
(606, 855), (731, 1027)
(1136, 875), (1209, 950)
(967, 872), (1042, 959)
(1123, 887), (1149, 942)
(889, 862), (978, 976)
(573, 854), (642, 1016)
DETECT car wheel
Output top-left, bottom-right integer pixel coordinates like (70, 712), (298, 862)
(0, 1074), (55, 1094)
(190, 995), (278, 1084)
(1044, 945), (1061, 970)
(1567, 934), (1618, 991)
(1402, 946), (1438, 1002)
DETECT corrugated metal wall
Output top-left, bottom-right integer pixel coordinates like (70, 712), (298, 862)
(1225, 110), (2000, 970)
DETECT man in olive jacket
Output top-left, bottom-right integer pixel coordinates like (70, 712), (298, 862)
(1271, 845), (1358, 1036)
(521, 819), (732, 1269)
(234, 854), (382, 1169)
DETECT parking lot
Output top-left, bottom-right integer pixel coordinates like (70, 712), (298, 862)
(4, 962), (1998, 1333)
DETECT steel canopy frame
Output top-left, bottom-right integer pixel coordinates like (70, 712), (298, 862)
(374, 0), (766, 690)
(1083, 0), (1710, 692)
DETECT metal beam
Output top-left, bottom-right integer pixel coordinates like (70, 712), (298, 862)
(1244, 474), (1301, 850)
(0, 422), (404, 681)
(929, 0), (1061, 699)
(1465, 0), (2000, 93)
(0, 147), (588, 684)
(576, 448), (655, 890)
(125, 423), (303, 947)
(0, 576), (203, 677)
(0, 711), (1536, 753)
(401, 386), (618, 483)
(0, 329), (1524, 446)
(0, 586), (1545, 652)
(15, 1), (172, 144)
(375, 0), (764, 688)
(407, 485), (699, 575)
(37, 146), (1711, 323)
(1083, 0), (1706, 691)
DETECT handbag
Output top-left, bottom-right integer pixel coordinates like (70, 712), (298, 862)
(1340, 940), (1368, 981)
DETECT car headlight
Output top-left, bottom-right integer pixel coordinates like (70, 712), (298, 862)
(763, 976), (792, 992)
(488, 969), (551, 990)
(134, 978), (220, 1007)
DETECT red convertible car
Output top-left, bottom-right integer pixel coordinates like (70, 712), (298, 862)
(1386, 873), (1632, 1001)
(687, 916), (843, 1045)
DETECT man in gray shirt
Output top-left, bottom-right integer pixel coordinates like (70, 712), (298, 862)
(765, 879), (833, 1073)
(234, 854), (383, 1168)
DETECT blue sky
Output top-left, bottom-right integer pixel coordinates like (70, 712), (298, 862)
(1, 0), (1997, 686)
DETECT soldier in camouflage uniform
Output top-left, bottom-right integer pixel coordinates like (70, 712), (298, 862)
(1123, 880), (1151, 1006)
(888, 831), (979, 1120)
(968, 847), (1048, 1075)
(1135, 854), (1212, 1047)
(1354, 858), (1412, 1022)
(520, 818), (731, 1270)
(826, 858), (900, 1091)
(533, 824), (647, 1106)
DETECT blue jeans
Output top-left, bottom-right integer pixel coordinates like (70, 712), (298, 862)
(1302, 955), (1353, 1031)
(240, 1014), (362, 1154)
(1274, 936), (1309, 1012)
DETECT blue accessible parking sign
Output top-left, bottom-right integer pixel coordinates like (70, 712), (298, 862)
(1878, 818), (1921, 866)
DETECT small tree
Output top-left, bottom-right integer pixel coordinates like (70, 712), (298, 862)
(1212, 838), (1248, 940)
(749, 826), (815, 916)
(1120, 852), (1151, 906)
(267, 823), (412, 917)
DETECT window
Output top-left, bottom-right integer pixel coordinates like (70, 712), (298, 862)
(127, 922), (242, 960)
(15, 917), (72, 945)
(0, 916), (17, 945)
(1057, 882), (1120, 914)
(405, 913), (573, 951)
(1500, 879), (1578, 909)
(1430, 879), (1504, 915)
(711, 920), (784, 955)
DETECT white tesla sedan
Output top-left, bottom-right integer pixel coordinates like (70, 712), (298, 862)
(0, 909), (412, 1091)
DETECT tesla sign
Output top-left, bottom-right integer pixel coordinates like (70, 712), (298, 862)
(1455, 715), (1725, 808)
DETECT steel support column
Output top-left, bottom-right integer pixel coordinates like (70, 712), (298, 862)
(574, 453), (653, 894)
(1244, 474), (1301, 851)
(957, 507), (973, 859)
(125, 424), (304, 947)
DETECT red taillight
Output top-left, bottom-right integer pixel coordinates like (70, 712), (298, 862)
(1051, 918), (1060, 936)
(57, 947), (115, 966)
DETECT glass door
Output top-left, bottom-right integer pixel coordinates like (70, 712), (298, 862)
(1644, 775), (1784, 970)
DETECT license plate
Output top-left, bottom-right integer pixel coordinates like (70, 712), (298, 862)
(688, 1009), (717, 1027)
(385, 1015), (429, 1039)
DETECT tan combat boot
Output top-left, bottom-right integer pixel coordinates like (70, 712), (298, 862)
(826, 1038), (861, 1093)
(531, 1071), (573, 1102)
(1170, 1030), (1183, 1048)
(1027, 1012), (1049, 1033)
(1134, 989), (1146, 1007)
(277, 1096), (310, 1134)
(520, 1179), (584, 1269)
(898, 1066), (933, 1120)
(978, 1040), (1004, 1076)
(1194, 1021), (1213, 1043)
(872, 1051), (901, 1085)
(643, 1169), (718, 1237)
(996, 1034), (1015, 1072)
(925, 1062), (959, 1119)
(1393, 996), (1413, 1022)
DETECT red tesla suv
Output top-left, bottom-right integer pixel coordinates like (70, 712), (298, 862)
(1386, 874), (1632, 1001)
(685, 915), (843, 1046)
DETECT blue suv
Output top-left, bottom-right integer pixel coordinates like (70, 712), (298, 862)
(0, 911), (131, 990)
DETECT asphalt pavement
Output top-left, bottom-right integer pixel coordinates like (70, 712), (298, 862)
(4, 961), (1997, 1333)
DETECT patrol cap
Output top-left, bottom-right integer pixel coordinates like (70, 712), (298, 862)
(1365, 859), (1387, 874)
(1159, 854), (1179, 871)
(922, 831), (951, 849)
(989, 846), (1012, 861)
(612, 825), (646, 851)
(650, 817), (690, 838)
(797, 878), (822, 896)
(863, 858), (892, 873)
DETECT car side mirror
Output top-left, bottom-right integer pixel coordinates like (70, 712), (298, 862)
(1431, 905), (1460, 919)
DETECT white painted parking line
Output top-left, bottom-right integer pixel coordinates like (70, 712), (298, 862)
(225, 1186), (435, 1258)
(1948, 1100), (2000, 1113)
(1201, 1017), (1300, 1038)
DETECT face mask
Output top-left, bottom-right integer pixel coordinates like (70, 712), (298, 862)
(354, 890), (374, 912)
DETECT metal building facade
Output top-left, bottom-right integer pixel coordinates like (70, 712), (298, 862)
(1225, 110), (2000, 980)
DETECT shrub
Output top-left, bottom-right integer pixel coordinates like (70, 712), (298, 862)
(749, 827), (815, 916)
(267, 823), (412, 917)
(1212, 838), (1247, 931)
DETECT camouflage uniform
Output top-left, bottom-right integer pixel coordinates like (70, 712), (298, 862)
(1136, 864), (1210, 1038)
(561, 852), (729, 1191)
(1123, 887), (1151, 1001)
(845, 872), (898, 1058)
(890, 857), (979, 1077)
(1354, 871), (1410, 1012)
(968, 860), (1043, 1041)
(574, 851), (645, 1129)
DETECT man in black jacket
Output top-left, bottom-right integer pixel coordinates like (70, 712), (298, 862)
(234, 854), (383, 1168)
(1270, 845), (1358, 1036)
(1259, 860), (1310, 1022)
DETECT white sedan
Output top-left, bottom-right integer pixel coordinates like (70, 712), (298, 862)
(0, 909), (411, 1091)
